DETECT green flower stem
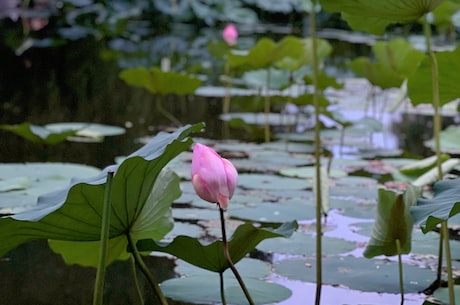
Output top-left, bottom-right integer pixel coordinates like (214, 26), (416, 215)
(93, 171), (114, 305)
(130, 255), (145, 305)
(442, 221), (456, 305)
(223, 62), (232, 114)
(396, 239), (404, 305)
(424, 17), (455, 305)
(310, 1), (323, 305)
(219, 271), (227, 305)
(127, 233), (169, 305)
(264, 69), (271, 142)
(219, 207), (254, 305)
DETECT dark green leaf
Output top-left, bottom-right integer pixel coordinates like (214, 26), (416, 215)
(364, 185), (421, 258)
(119, 67), (202, 95)
(136, 221), (298, 273)
(408, 46), (460, 106)
(321, 0), (444, 35)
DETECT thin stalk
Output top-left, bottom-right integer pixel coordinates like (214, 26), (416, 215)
(396, 239), (405, 305)
(219, 271), (227, 305)
(423, 17), (442, 180)
(424, 17), (455, 305)
(223, 62), (232, 114)
(219, 207), (254, 305)
(156, 98), (181, 126)
(264, 69), (271, 142)
(310, 2), (323, 305)
(127, 233), (169, 305)
(442, 221), (456, 305)
(93, 171), (114, 305)
(130, 255), (145, 305)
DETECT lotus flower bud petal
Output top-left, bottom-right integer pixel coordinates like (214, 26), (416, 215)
(191, 143), (238, 209)
(222, 24), (238, 46)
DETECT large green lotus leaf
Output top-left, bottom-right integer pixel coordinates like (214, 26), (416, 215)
(48, 169), (178, 266)
(48, 235), (130, 267)
(0, 123), (204, 260)
(119, 67), (202, 95)
(411, 178), (460, 233)
(257, 231), (356, 256)
(408, 46), (460, 106)
(275, 36), (332, 71)
(349, 39), (424, 88)
(320, 0), (444, 35)
(303, 71), (343, 91)
(431, 0), (460, 31)
(0, 122), (77, 145)
(424, 125), (460, 154)
(136, 221), (297, 273)
(227, 37), (278, 70)
(363, 185), (421, 258)
(274, 256), (436, 293)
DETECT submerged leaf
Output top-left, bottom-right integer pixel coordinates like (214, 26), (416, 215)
(364, 185), (421, 258)
(136, 221), (298, 273)
(411, 178), (460, 233)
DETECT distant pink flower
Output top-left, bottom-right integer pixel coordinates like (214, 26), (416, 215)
(191, 143), (238, 210)
(222, 24), (238, 46)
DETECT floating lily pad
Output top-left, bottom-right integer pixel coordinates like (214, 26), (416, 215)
(220, 112), (310, 127)
(0, 163), (101, 214)
(161, 258), (292, 305)
(274, 256), (436, 293)
(173, 207), (220, 221)
(279, 166), (347, 179)
(45, 122), (125, 142)
(331, 198), (377, 219)
(238, 173), (311, 190)
(424, 125), (460, 154)
(260, 141), (316, 154)
(411, 229), (460, 260)
(228, 200), (315, 223)
(257, 231), (357, 256)
(163, 222), (203, 241)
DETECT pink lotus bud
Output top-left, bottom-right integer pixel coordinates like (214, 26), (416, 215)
(222, 24), (238, 46)
(191, 143), (238, 210)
